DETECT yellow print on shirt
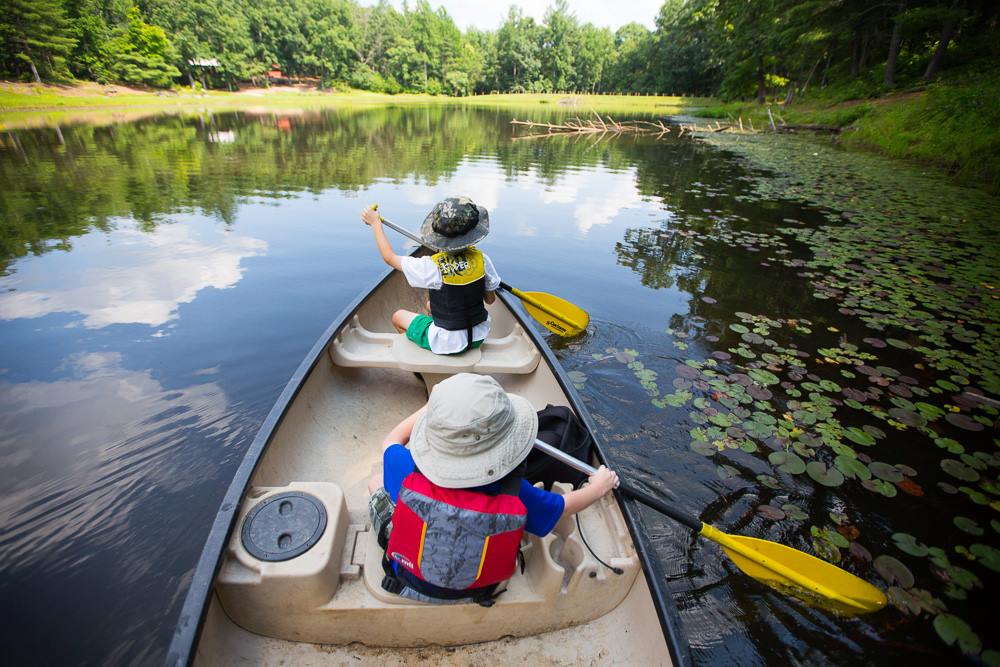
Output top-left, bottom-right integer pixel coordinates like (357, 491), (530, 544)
(432, 247), (485, 286)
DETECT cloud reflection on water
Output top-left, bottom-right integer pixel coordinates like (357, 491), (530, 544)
(0, 220), (266, 329)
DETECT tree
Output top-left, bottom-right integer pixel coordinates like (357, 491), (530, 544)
(540, 0), (579, 91)
(495, 7), (542, 91)
(573, 24), (614, 92)
(0, 0), (77, 82)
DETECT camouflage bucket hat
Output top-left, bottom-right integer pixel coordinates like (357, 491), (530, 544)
(419, 196), (490, 252)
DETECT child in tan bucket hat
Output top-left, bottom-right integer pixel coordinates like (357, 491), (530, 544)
(368, 373), (618, 604)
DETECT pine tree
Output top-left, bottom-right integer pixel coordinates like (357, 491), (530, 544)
(0, 0), (77, 82)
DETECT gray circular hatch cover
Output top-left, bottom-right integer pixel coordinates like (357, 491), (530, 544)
(241, 492), (327, 562)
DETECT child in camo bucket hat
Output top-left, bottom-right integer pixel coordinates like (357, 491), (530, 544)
(361, 197), (500, 355)
(419, 196), (490, 252)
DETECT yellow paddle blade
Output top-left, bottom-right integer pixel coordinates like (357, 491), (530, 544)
(510, 288), (589, 337)
(700, 524), (887, 616)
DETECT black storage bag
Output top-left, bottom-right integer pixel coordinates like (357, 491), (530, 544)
(525, 404), (593, 490)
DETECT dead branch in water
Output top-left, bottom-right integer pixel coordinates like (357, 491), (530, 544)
(510, 113), (672, 140)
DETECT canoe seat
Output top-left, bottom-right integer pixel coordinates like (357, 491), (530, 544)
(329, 315), (540, 374)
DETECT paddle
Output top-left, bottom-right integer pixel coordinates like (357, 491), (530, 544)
(368, 205), (589, 337)
(533, 439), (888, 616)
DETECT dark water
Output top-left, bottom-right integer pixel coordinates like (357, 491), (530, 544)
(1, 106), (997, 666)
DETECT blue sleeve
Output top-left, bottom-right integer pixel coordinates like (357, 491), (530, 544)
(519, 480), (565, 537)
(383, 444), (415, 503)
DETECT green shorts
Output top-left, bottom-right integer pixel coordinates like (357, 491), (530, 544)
(405, 314), (484, 354)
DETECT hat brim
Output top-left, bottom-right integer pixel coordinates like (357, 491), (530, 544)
(408, 393), (537, 488)
(419, 205), (490, 252)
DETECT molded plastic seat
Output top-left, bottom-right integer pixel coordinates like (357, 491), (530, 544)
(329, 316), (540, 374)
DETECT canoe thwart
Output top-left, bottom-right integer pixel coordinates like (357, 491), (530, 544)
(329, 315), (540, 375)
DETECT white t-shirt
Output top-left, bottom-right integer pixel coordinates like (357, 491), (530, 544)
(400, 253), (501, 354)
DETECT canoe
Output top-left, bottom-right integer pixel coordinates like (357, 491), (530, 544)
(166, 257), (690, 666)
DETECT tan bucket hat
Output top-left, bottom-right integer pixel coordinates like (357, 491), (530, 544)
(409, 374), (538, 489)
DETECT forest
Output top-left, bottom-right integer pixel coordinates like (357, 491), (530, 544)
(1, 0), (997, 101)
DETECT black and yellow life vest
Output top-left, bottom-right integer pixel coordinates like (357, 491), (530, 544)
(428, 247), (488, 338)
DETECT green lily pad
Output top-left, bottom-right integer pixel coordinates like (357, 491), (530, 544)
(843, 427), (876, 446)
(768, 451), (806, 474)
(892, 533), (929, 557)
(756, 474), (780, 488)
(933, 613), (982, 655)
(940, 459), (981, 482)
(748, 368), (780, 386)
(806, 461), (845, 487)
(835, 455), (872, 480)
(729, 323), (750, 334)
(874, 554), (914, 588)
(781, 503), (809, 521)
(953, 517), (983, 536)
(970, 544), (1000, 572)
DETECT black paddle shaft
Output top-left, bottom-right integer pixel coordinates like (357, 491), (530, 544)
(617, 483), (703, 532)
(532, 439), (702, 532)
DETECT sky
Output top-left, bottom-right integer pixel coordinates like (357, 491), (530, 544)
(358, 0), (663, 31)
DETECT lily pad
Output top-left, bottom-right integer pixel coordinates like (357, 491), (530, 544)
(768, 451), (806, 474)
(843, 427), (875, 446)
(757, 505), (786, 520)
(945, 413), (984, 432)
(892, 533), (929, 557)
(835, 455), (872, 480)
(806, 461), (845, 487)
(887, 408), (927, 428)
(781, 503), (809, 521)
(933, 613), (981, 655)
(940, 459), (980, 482)
(874, 554), (914, 588)
(869, 462), (904, 483)
(970, 544), (1000, 572)
(953, 517), (983, 536)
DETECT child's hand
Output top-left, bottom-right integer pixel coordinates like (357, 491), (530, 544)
(361, 208), (382, 229)
(588, 465), (619, 496)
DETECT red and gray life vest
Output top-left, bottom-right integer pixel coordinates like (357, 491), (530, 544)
(385, 471), (526, 598)
(428, 248), (488, 339)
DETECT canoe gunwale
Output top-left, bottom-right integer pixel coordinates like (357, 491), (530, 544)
(165, 263), (691, 667)
(496, 290), (692, 667)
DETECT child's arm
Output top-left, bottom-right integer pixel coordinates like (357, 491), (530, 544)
(561, 466), (619, 516)
(381, 405), (427, 451)
(484, 291), (496, 305)
(362, 208), (403, 271)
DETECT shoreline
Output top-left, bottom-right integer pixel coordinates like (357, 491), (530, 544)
(0, 82), (710, 129)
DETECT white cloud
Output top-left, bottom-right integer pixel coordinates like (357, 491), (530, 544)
(0, 220), (266, 329)
(401, 160), (504, 218)
(539, 167), (640, 235)
(358, 0), (662, 30)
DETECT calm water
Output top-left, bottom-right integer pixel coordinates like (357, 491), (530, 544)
(1, 106), (997, 666)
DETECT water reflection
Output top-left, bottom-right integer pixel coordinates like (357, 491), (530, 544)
(0, 220), (266, 328)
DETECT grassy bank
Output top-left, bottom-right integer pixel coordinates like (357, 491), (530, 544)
(690, 76), (1000, 193)
(0, 82), (709, 129)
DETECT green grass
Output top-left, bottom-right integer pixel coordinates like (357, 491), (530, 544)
(688, 75), (1000, 193)
(845, 76), (1000, 193)
(0, 83), (710, 124)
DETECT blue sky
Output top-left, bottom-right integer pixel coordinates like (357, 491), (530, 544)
(358, 1), (663, 30)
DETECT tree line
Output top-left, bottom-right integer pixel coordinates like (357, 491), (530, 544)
(1, 0), (996, 99)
